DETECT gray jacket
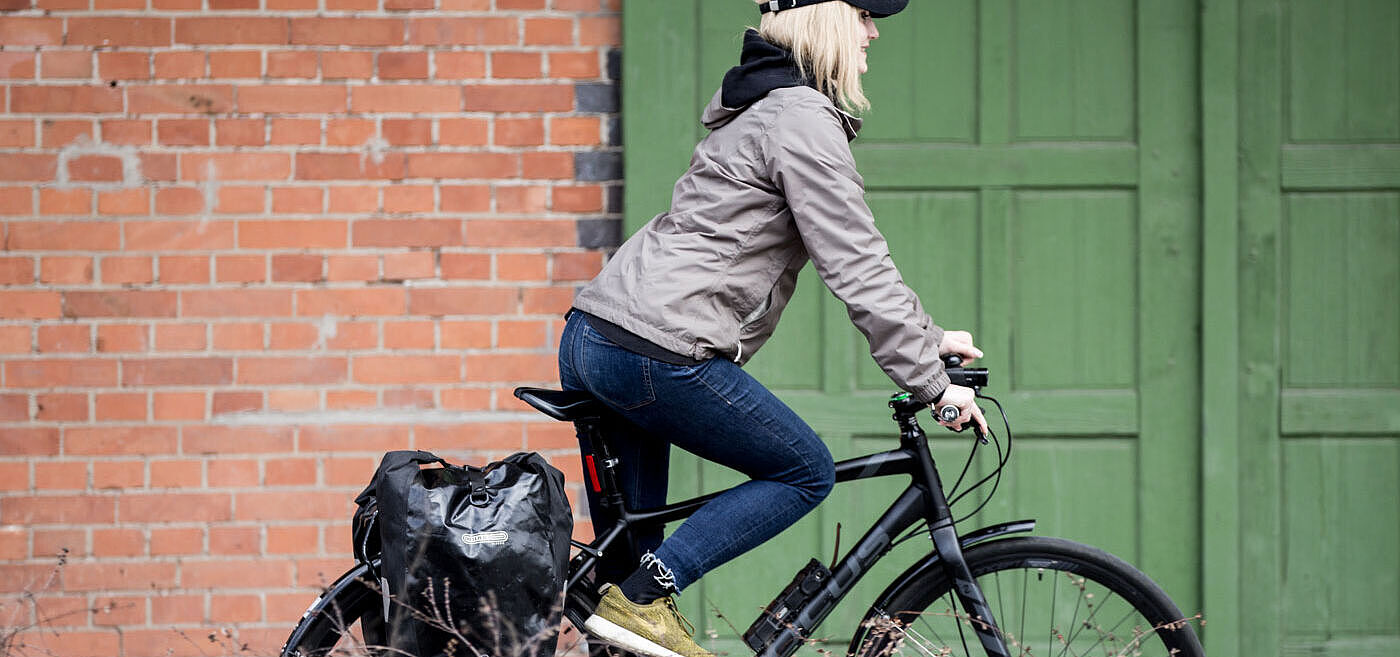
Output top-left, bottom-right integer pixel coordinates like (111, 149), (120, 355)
(574, 85), (949, 403)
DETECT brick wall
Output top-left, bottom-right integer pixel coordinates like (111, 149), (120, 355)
(0, 1), (620, 654)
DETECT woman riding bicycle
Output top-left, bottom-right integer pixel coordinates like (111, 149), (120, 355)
(559, 2), (988, 656)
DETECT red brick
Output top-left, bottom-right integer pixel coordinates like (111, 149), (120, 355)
(264, 458), (317, 486)
(270, 117), (320, 144)
(92, 462), (144, 489)
(271, 254), (322, 282)
(441, 0), (490, 7)
(181, 289), (292, 317)
(407, 287), (516, 316)
(215, 117), (264, 145)
(325, 118), (374, 146)
(239, 220), (346, 248)
(267, 389), (317, 411)
(153, 392), (205, 420)
(493, 51), (541, 78)
(416, 422), (523, 451)
(94, 392), (146, 421)
(150, 594), (204, 624)
(5, 359), (117, 387)
(140, 152), (177, 181)
(295, 288), (405, 316)
(211, 323), (263, 350)
(0, 326), (31, 353)
(522, 285), (574, 313)
(99, 256), (153, 284)
(383, 251), (434, 280)
(404, 152), (517, 179)
(236, 357), (347, 385)
(326, 321), (377, 349)
(438, 117), (490, 146)
(34, 462), (87, 493)
(270, 186), (322, 213)
(154, 323), (206, 351)
(119, 492), (230, 522)
(496, 184), (548, 213)
(130, 84), (234, 114)
(552, 185), (603, 213)
(521, 151), (573, 178)
(1, 495), (114, 525)
(294, 152), (405, 180)
(351, 355), (459, 384)
(183, 559), (294, 588)
(120, 357), (232, 386)
(39, 256), (94, 284)
(385, 0), (433, 8)
(63, 563), (177, 592)
(326, 254), (379, 281)
(97, 189), (149, 215)
(580, 17), (621, 46)
(326, 185), (377, 212)
(350, 85), (459, 112)
(93, 594), (147, 626)
(152, 50), (204, 78)
(63, 291), (178, 318)
(65, 426), (177, 455)
(0, 17), (64, 46)
(67, 155), (123, 182)
(96, 325), (147, 353)
(322, 51), (373, 79)
(496, 253), (546, 281)
(382, 185), (433, 213)
(496, 117), (545, 146)
(6, 629), (119, 656)
(552, 116), (602, 146)
(383, 118), (431, 145)
(148, 527), (202, 555)
(439, 320), (490, 349)
(467, 219), (576, 247)
(210, 594), (261, 621)
(40, 119), (92, 148)
(210, 0), (258, 8)
(216, 185), (265, 213)
(148, 459), (203, 488)
(0, 154), (58, 181)
(38, 188), (91, 215)
(0, 188), (33, 215)
(407, 17), (515, 45)
(211, 390), (261, 415)
(126, 221), (234, 250)
(67, 17), (171, 46)
(439, 253), (491, 280)
(379, 52), (428, 79)
(553, 251), (604, 281)
(207, 458), (259, 486)
(214, 255), (264, 283)
(464, 84), (572, 112)
(0, 119), (34, 147)
(440, 185), (490, 212)
(291, 18), (403, 45)
(37, 324), (91, 352)
(266, 526), (318, 554)
(239, 85), (346, 113)
(383, 320), (434, 349)
(267, 50), (317, 78)
(435, 51), (487, 79)
(0, 257), (33, 284)
(181, 152), (289, 181)
(0, 393), (28, 421)
(465, 353), (558, 382)
(154, 186), (205, 215)
(441, 387), (492, 410)
(0, 51), (36, 79)
(40, 51), (91, 79)
(550, 51), (601, 78)
(176, 18), (288, 44)
(157, 118), (209, 145)
(235, 491), (350, 521)
(267, 322), (318, 350)
(0, 526), (27, 558)
(36, 393), (87, 421)
(326, 390), (376, 409)
(299, 426), (408, 452)
(0, 427), (59, 455)
(524, 17), (573, 45)
(158, 255), (210, 283)
(353, 218), (462, 247)
(97, 52), (148, 80)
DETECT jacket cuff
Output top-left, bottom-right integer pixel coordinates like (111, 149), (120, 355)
(913, 373), (950, 406)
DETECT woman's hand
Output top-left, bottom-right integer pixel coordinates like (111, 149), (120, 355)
(939, 330), (983, 363)
(936, 384), (990, 435)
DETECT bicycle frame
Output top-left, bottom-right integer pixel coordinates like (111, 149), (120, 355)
(568, 399), (1033, 657)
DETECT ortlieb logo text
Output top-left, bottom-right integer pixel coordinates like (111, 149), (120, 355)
(461, 531), (509, 546)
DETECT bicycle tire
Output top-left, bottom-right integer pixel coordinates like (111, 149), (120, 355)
(280, 567), (601, 657)
(849, 536), (1204, 657)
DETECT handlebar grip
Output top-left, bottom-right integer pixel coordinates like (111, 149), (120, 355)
(936, 404), (960, 423)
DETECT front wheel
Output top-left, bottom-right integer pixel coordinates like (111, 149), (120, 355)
(849, 536), (1204, 657)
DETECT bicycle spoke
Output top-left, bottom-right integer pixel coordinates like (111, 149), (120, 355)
(1047, 568), (1058, 657)
(1054, 574), (1086, 657)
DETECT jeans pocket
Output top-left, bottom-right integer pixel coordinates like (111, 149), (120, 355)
(580, 328), (657, 411)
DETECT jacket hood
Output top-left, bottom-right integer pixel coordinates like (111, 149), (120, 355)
(702, 30), (862, 139)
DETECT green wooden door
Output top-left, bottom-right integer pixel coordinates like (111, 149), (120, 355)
(624, 0), (1202, 652)
(1210, 1), (1400, 655)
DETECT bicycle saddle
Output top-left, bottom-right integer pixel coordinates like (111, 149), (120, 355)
(513, 387), (604, 422)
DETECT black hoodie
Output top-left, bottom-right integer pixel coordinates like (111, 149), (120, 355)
(720, 30), (817, 109)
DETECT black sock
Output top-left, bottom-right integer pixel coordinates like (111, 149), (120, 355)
(618, 552), (676, 605)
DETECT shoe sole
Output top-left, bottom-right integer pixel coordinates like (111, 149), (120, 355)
(582, 613), (688, 657)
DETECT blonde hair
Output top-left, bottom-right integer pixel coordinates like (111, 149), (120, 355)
(754, 0), (870, 113)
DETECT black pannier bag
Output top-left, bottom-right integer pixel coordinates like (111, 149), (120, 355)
(352, 450), (573, 657)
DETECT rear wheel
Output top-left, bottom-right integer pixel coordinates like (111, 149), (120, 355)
(850, 537), (1204, 657)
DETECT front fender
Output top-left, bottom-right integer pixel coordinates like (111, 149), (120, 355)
(845, 520), (1035, 654)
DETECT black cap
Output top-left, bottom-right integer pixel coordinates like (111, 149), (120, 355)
(758, 0), (908, 19)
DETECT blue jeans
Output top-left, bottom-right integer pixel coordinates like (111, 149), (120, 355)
(558, 312), (835, 592)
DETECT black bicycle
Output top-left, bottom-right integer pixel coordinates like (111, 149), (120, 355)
(281, 359), (1204, 657)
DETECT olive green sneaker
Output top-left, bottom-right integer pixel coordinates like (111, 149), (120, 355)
(582, 584), (715, 657)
